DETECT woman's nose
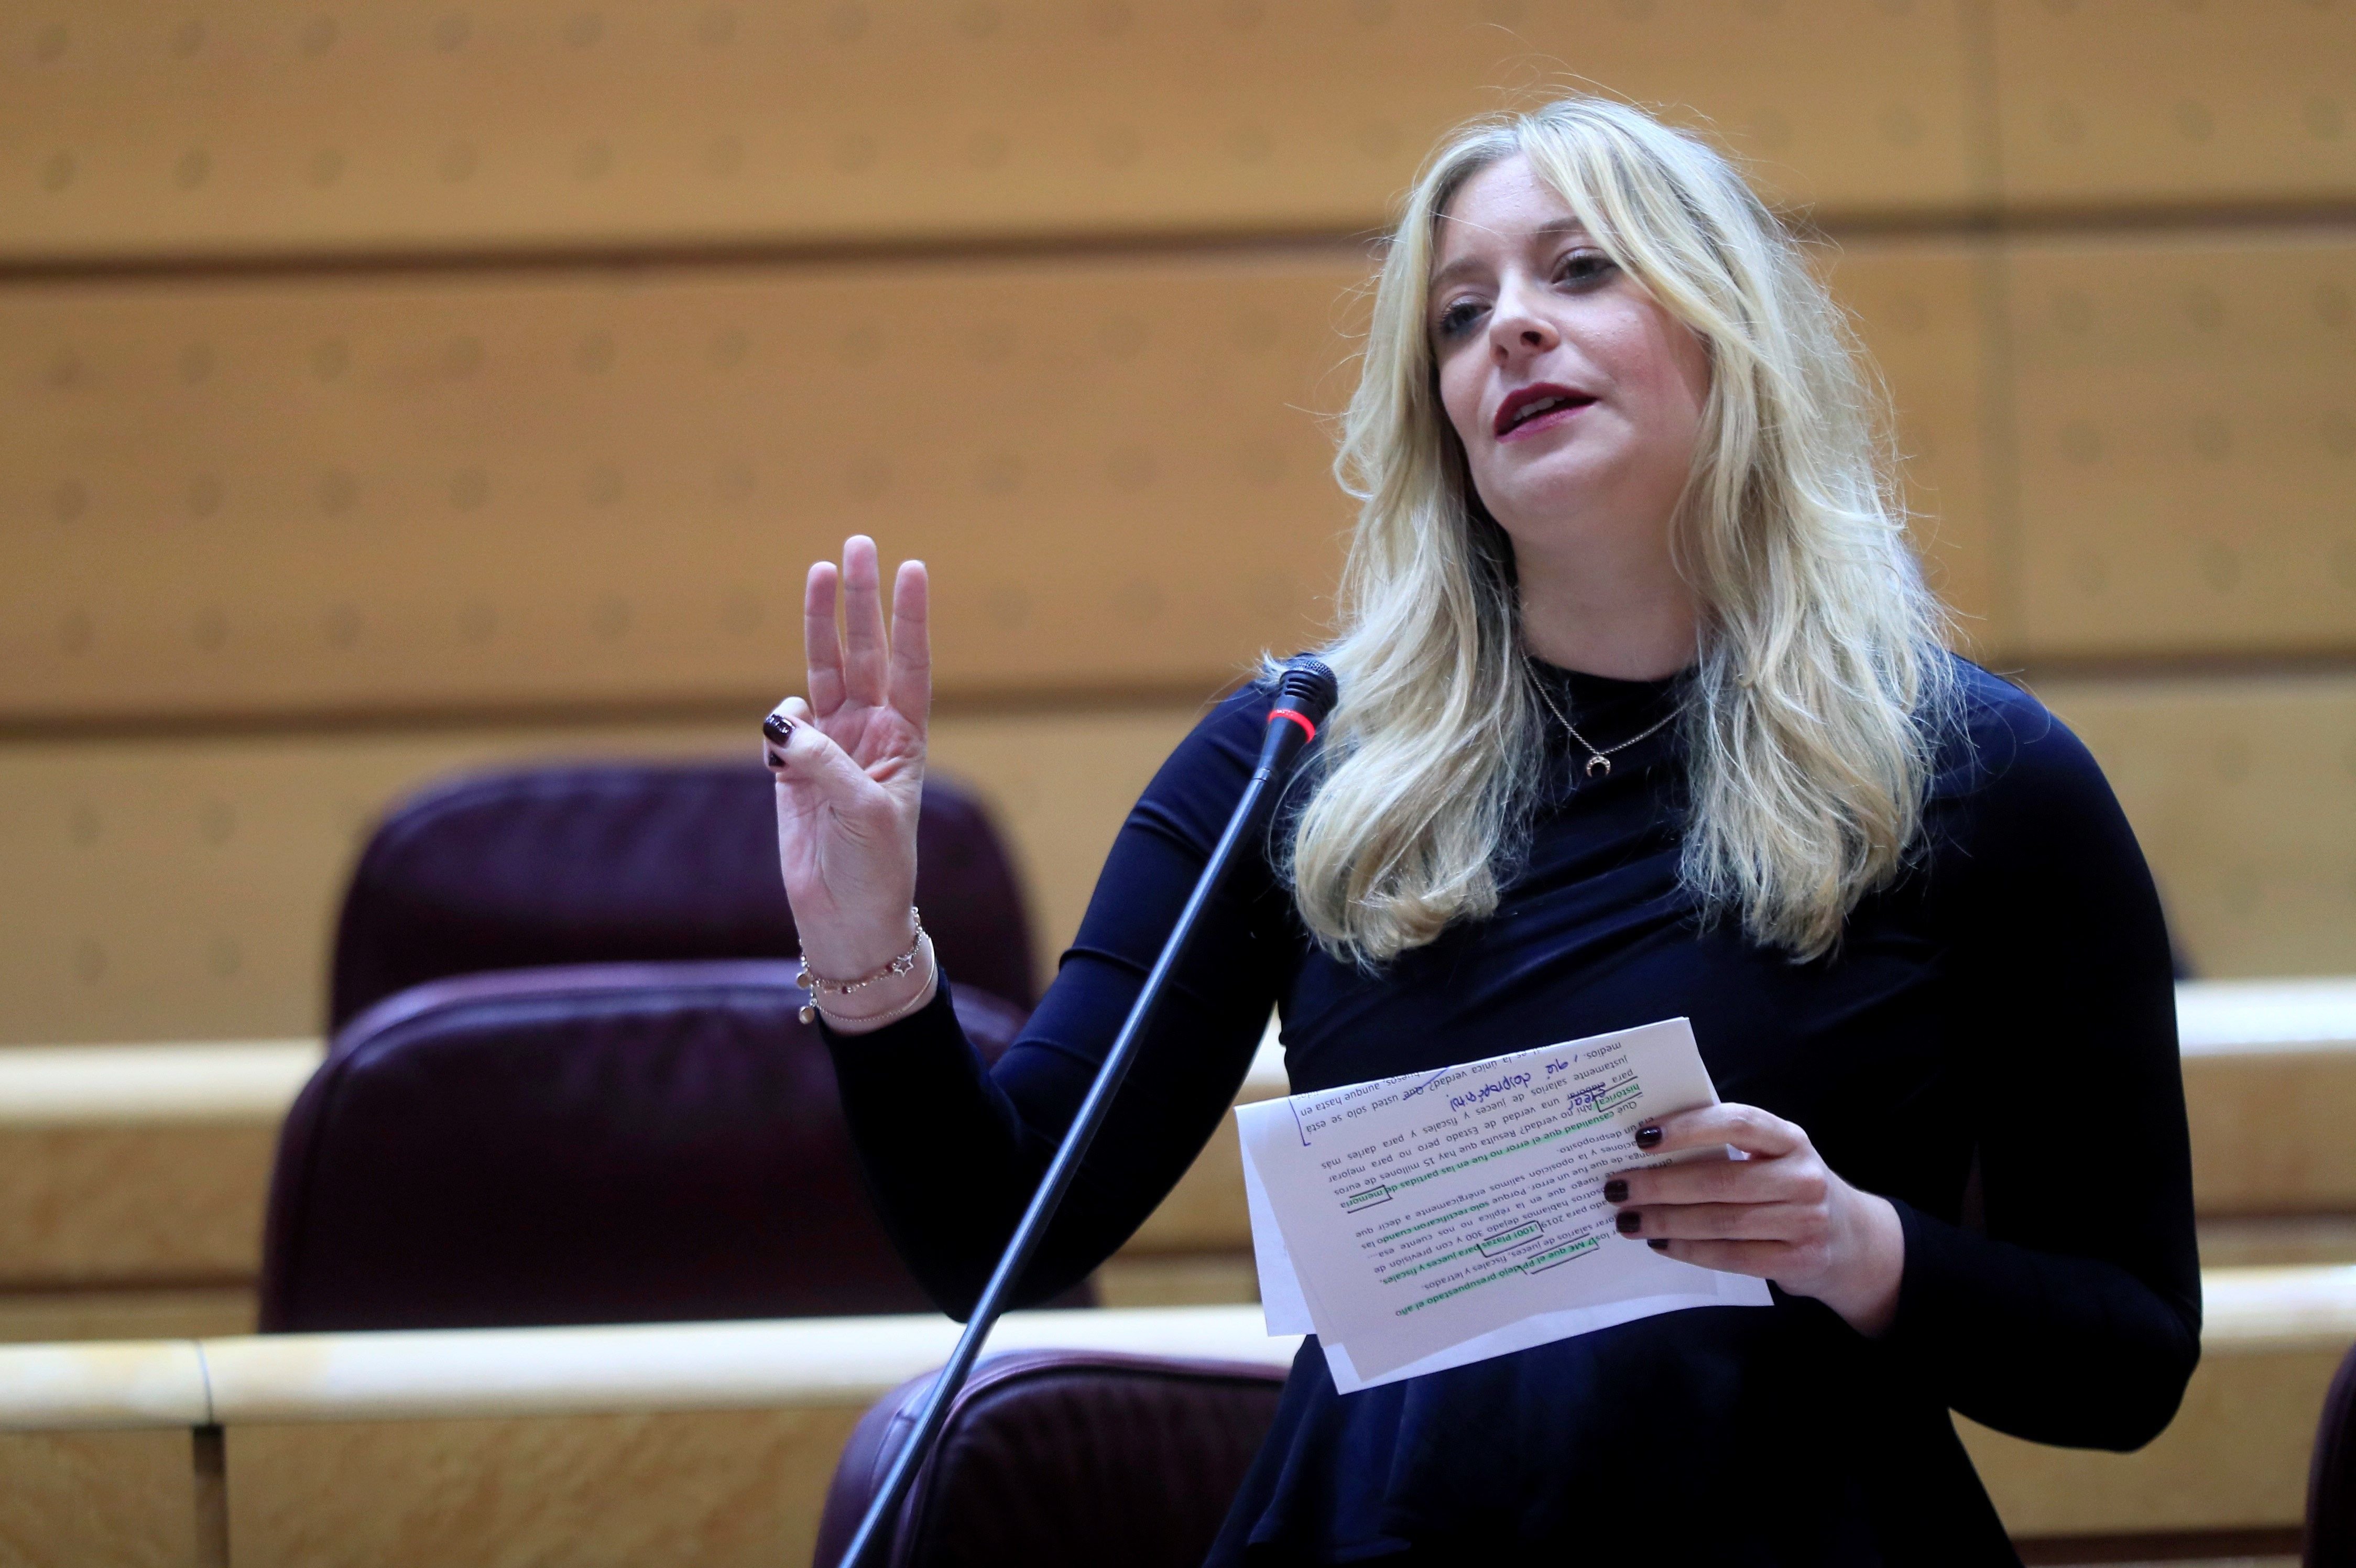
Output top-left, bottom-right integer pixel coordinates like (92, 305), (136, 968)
(1489, 288), (1557, 357)
(1492, 316), (1556, 358)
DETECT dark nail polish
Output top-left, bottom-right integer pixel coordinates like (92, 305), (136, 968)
(1615, 1209), (1642, 1236)
(1634, 1124), (1663, 1150)
(762, 712), (796, 744)
(1648, 1239), (1670, 1251)
(1603, 1179), (1628, 1204)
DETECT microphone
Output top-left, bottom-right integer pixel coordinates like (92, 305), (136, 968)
(1255, 656), (1340, 783)
(834, 655), (1338, 1568)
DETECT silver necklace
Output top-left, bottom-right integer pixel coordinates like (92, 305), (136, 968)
(1535, 683), (1681, 779)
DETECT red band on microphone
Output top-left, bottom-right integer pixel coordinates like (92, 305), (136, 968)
(1269, 707), (1317, 742)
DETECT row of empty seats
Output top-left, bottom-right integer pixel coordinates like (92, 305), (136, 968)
(4, 755), (2350, 1351)
(6, 974), (2353, 1334)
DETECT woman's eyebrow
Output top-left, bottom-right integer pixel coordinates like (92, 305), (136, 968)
(1429, 217), (1594, 296)
(1428, 253), (1488, 295)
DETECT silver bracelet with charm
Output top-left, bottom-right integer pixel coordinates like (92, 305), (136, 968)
(796, 907), (930, 1026)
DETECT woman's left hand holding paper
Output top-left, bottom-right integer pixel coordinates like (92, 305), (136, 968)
(1605, 1105), (1906, 1336)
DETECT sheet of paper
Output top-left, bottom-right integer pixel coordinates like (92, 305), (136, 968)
(1236, 1018), (1771, 1393)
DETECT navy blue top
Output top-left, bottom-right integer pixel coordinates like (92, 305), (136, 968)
(827, 656), (2200, 1565)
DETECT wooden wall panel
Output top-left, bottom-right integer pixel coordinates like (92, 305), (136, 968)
(0, 1), (1982, 263)
(2036, 674), (2356, 978)
(1826, 238), (2000, 641)
(0, 1125), (277, 1288)
(926, 705), (1204, 967)
(0, 732), (420, 1045)
(0, 707), (1201, 1045)
(0, 246), (1995, 724)
(1960, 1341), (2346, 1537)
(0, 1429), (204, 1568)
(1094, 1253), (1258, 1308)
(1992, 0), (2356, 212)
(0, 1289), (255, 1347)
(0, 256), (1358, 720)
(2006, 234), (2356, 658)
(2183, 1050), (2356, 1217)
(226, 1409), (863, 1568)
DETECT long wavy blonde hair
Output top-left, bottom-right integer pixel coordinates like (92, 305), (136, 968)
(1288, 95), (1955, 965)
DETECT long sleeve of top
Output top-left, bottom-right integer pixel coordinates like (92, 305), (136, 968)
(823, 656), (2200, 1567)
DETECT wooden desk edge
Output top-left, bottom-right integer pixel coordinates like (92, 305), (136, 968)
(0, 1268), (2343, 1431)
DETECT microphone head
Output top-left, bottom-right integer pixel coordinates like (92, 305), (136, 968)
(1273, 656), (1339, 727)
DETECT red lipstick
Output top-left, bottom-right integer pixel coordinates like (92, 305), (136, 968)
(1493, 382), (1597, 441)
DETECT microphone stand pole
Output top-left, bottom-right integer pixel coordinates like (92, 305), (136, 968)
(833, 660), (1334, 1568)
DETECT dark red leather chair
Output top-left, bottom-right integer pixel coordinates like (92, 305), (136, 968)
(260, 961), (1034, 1332)
(329, 761), (1035, 1029)
(813, 1350), (1288, 1568)
(2310, 1339), (2356, 1566)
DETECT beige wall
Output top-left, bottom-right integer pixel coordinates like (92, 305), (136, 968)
(4, 1), (2354, 1048)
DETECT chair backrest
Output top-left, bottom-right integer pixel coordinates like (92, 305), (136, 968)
(260, 961), (1032, 1332)
(2311, 1338), (2356, 1567)
(328, 761), (1035, 1029)
(814, 1349), (1288, 1568)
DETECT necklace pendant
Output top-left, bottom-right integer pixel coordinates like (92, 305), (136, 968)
(1584, 754), (1611, 779)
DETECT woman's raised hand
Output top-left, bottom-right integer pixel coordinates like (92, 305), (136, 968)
(767, 537), (933, 1015)
(1605, 1105), (1906, 1336)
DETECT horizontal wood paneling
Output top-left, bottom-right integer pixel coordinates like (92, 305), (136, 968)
(2039, 674), (2356, 978)
(5, 230), (2345, 702)
(2183, 1051), (2356, 1216)
(0, 1289), (256, 1347)
(0, 243), (1993, 723)
(1827, 238), (2001, 641)
(1991, 0), (2356, 212)
(2200, 1216), (2356, 1269)
(0, 256), (1357, 718)
(0, 1125), (277, 1288)
(227, 1409), (860, 1568)
(0, 1), (1982, 263)
(1093, 1253), (1258, 1308)
(2005, 234), (2356, 658)
(0, 1429), (203, 1568)
(1960, 1339), (2344, 1538)
(17, 2), (2356, 265)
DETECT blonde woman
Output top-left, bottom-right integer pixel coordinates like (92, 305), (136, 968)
(768, 97), (2196, 1564)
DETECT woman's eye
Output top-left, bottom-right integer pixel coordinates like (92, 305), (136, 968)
(1558, 249), (1618, 287)
(1435, 299), (1486, 338)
